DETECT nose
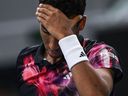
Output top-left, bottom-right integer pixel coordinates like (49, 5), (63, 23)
(49, 37), (59, 50)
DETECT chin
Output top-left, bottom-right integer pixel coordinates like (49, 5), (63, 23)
(48, 51), (63, 58)
(50, 54), (61, 58)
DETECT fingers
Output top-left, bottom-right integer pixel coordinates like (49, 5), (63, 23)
(39, 4), (56, 11)
(36, 4), (59, 17)
(37, 7), (52, 16)
(36, 16), (47, 25)
(36, 4), (60, 27)
(36, 4), (56, 21)
(36, 5), (49, 24)
(36, 10), (48, 20)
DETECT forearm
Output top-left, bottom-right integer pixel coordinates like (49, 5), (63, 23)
(58, 34), (113, 96)
(71, 61), (112, 96)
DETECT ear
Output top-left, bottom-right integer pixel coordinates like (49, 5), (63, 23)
(78, 15), (87, 31)
(70, 15), (82, 27)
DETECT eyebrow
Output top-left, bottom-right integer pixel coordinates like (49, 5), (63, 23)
(41, 24), (50, 34)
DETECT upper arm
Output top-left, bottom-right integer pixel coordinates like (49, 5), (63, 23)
(88, 44), (123, 94)
(88, 44), (123, 83)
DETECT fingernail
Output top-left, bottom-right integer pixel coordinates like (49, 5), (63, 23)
(37, 7), (40, 11)
(39, 4), (43, 7)
(35, 12), (38, 16)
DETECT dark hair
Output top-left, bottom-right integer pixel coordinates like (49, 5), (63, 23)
(39, 0), (86, 18)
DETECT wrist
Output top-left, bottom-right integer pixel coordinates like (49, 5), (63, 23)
(57, 29), (73, 40)
(59, 35), (89, 70)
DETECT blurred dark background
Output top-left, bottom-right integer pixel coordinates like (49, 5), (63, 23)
(0, 0), (128, 96)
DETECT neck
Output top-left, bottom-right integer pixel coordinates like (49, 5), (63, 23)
(43, 51), (62, 64)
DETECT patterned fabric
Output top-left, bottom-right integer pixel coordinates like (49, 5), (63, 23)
(16, 38), (122, 96)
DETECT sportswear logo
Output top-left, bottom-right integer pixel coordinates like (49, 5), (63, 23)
(79, 52), (86, 57)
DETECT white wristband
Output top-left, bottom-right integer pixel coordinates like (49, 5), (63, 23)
(59, 35), (89, 70)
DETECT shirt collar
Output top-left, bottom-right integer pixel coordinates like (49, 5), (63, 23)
(34, 35), (84, 64)
(34, 43), (45, 64)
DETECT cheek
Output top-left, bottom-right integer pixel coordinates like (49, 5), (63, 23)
(40, 32), (59, 49)
(43, 39), (51, 50)
(40, 33), (50, 48)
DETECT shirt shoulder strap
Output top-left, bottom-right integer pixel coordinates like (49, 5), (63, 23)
(84, 39), (97, 53)
(19, 44), (40, 57)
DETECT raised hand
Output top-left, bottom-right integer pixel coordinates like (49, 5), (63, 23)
(36, 4), (81, 40)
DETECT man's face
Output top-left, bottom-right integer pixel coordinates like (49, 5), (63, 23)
(39, 12), (84, 58)
(40, 24), (62, 58)
(40, 20), (80, 58)
(36, 3), (86, 58)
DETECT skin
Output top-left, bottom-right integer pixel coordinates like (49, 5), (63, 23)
(36, 4), (113, 96)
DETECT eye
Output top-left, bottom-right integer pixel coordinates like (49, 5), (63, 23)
(41, 24), (50, 35)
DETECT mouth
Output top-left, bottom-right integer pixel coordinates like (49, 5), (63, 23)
(47, 49), (63, 58)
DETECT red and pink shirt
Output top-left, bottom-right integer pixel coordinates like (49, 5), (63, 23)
(16, 37), (122, 96)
